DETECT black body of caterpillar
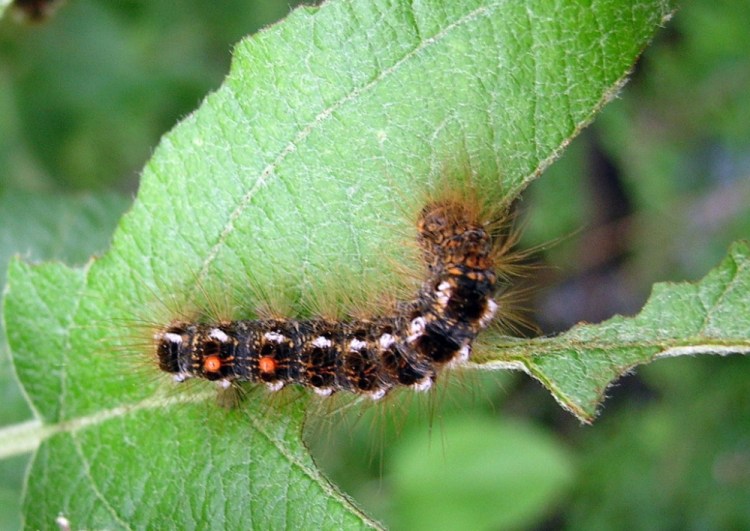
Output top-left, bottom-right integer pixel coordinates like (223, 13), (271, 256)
(154, 200), (499, 399)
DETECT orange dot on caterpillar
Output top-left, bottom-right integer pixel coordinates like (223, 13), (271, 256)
(258, 356), (277, 374)
(204, 355), (222, 373)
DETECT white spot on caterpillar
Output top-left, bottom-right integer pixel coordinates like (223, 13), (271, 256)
(349, 339), (367, 352)
(163, 332), (183, 344)
(379, 333), (395, 349)
(209, 328), (229, 342)
(479, 299), (498, 327)
(407, 316), (426, 342)
(266, 381), (284, 392)
(368, 388), (387, 401)
(314, 387), (333, 397)
(216, 379), (232, 389)
(450, 345), (471, 366)
(436, 281), (452, 306)
(264, 331), (286, 343)
(312, 336), (332, 348)
(412, 377), (433, 392)
(173, 373), (191, 383)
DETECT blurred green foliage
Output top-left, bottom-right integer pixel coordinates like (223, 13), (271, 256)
(1, 0), (748, 530)
(0, 0), (298, 191)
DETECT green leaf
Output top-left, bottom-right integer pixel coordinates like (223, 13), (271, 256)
(0, 191), (130, 276)
(389, 416), (573, 530)
(2, 0), (674, 528)
(0, 190), (129, 426)
(0, 191), (128, 530)
(477, 241), (750, 422)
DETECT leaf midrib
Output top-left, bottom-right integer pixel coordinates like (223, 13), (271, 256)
(484, 337), (750, 359)
(4, 388), (381, 529)
(195, 2), (505, 286)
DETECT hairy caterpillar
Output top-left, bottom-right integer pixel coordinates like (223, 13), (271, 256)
(153, 198), (502, 400)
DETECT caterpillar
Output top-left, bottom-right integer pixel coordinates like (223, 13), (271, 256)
(153, 199), (501, 400)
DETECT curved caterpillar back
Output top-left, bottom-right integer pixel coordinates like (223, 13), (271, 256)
(154, 199), (500, 400)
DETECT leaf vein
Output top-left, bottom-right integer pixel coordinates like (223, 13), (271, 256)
(196, 1), (503, 284)
(70, 431), (132, 530)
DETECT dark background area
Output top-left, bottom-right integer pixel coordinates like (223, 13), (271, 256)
(1, 1), (748, 529)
